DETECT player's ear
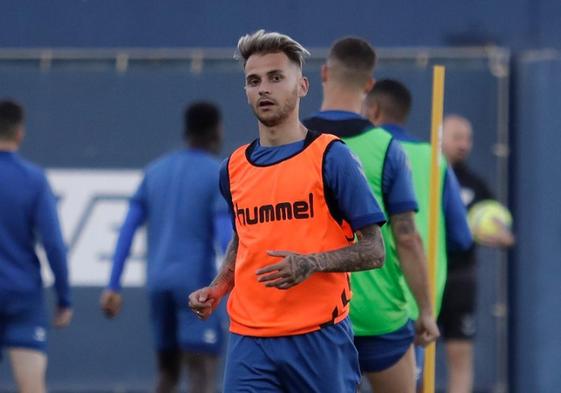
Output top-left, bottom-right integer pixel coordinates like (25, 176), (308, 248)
(372, 101), (382, 123)
(299, 75), (309, 98)
(363, 100), (378, 124)
(365, 77), (375, 94)
(360, 100), (369, 117)
(244, 85), (251, 104)
(15, 125), (25, 145)
(320, 64), (328, 83)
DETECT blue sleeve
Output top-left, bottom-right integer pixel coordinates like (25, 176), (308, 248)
(442, 167), (473, 251)
(382, 140), (419, 215)
(34, 174), (71, 307)
(213, 178), (233, 253)
(107, 178), (147, 291)
(324, 141), (386, 231)
(214, 212), (233, 254)
(219, 158), (236, 230)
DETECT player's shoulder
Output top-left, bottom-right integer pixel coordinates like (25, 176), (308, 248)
(386, 138), (408, 161)
(324, 138), (357, 163)
(11, 155), (48, 185)
(147, 149), (219, 173)
(144, 151), (174, 175)
(219, 156), (229, 172)
(383, 139), (414, 180)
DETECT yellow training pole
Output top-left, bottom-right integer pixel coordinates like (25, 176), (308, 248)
(423, 65), (445, 393)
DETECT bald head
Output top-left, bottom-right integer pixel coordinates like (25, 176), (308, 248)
(442, 115), (473, 165)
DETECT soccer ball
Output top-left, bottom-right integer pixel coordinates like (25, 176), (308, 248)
(467, 200), (512, 242)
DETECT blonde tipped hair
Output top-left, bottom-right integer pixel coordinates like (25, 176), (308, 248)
(235, 29), (310, 69)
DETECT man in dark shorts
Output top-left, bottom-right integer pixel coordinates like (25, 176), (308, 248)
(439, 114), (514, 393)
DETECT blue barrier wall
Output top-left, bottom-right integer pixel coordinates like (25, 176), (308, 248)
(512, 55), (561, 393)
(0, 0), (560, 49)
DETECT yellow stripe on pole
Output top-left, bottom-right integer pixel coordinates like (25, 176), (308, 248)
(423, 65), (445, 393)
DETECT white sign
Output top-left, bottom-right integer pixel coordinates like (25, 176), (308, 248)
(41, 170), (146, 287)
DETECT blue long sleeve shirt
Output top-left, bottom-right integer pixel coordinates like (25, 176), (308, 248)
(0, 151), (71, 306)
(108, 148), (232, 292)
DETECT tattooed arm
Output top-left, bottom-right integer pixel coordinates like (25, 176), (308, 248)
(256, 224), (384, 290)
(188, 233), (238, 319)
(391, 211), (439, 346)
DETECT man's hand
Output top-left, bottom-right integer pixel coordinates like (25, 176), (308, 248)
(476, 219), (515, 248)
(100, 290), (123, 319)
(414, 312), (440, 347)
(256, 250), (316, 290)
(53, 307), (73, 328)
(188, 286), (223, 320)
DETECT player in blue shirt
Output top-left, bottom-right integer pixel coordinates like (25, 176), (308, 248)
(304, 37), (439, 393)
(363, 79), (473, 391)
(0, 100), (72, 393)
(100, 102), (232, 393)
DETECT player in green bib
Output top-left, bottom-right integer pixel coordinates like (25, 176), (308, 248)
(363, 79), (472, 391)
(304, 38), (439, 393)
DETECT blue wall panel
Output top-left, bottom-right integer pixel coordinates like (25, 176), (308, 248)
(1, 0), (560, 49)
(512, 57), (561, 393)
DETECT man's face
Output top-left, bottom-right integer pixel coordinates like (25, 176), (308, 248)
(442, 117), (473, 164)
(244, 52), (308, 127)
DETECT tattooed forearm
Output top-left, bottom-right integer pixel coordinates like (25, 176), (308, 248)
(209, 233), (238, 295)
(256, 225), (384, 289)
(308, 224), (385, 273)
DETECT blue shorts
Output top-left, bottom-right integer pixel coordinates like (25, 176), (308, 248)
(415, 346), (425, 386)
(149, 288), (225, 354)
(223, 318), (360, 393)
(354, 319), (415, 372)
(0, 291), (48, 354)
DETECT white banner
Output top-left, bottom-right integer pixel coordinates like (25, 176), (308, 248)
(40, 169), (146, 287)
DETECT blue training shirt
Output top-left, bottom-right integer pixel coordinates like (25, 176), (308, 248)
(381, 124), (472, 251)
(303, 111), (418, 216)
(0, 151), (70, 306)
(108, 148), (232, 292)
(219, 133), (386, 232)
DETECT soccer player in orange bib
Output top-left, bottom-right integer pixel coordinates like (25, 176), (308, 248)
(188, 30), (387, 393)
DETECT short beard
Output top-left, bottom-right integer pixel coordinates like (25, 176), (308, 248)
(253, 87), (298, 127)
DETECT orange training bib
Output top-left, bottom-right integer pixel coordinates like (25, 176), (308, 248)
(227, 132), (353, 336)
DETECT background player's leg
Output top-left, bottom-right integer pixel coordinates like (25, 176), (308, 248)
(445, 340), (473, 393)
(156, 349), (181, 393)
(184, 352), (219, 393)
(150, 290), (181, 393)
(366, 344), (416, 393)
(414, 346), (425, 393)
(174, 287), (223, 393)
(440, 274), (476, 393)
(9, 348), (47, 393)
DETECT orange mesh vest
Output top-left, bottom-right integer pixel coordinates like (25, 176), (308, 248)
(227, 132), (353, 337)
